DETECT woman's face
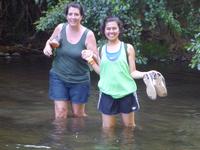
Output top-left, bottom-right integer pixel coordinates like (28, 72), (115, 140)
(104, 21), (120, 41)
(66, 7), (82, 27)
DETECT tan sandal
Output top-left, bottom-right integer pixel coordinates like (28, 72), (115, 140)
(153, 72), (167, 97)
(49, 39), (60, 48)
(143, 73), (157, 100)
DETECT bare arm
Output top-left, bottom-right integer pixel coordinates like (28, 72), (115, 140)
(49, 23), (63, 40)
(43, 23), (63, 57)
(89, 61), (100, 74)
(85, 30), (100, 64)
(81, 49), (100, 74)
(127, 44), (147, 79)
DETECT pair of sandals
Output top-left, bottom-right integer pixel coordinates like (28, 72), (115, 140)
(143, 71), (167, 100)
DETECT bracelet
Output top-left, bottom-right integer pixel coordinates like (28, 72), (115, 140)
(88, 58), (95, 65)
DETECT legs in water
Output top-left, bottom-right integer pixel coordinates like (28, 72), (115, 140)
(54, 101), (68, 119)
(71, 103), (88, 117)
(121, 112), (136, 128)
(102, 114), (116, 128)
(101, 112), (136, 129)
(54, 101), (87, 119)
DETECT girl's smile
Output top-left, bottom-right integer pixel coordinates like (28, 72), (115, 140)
(104, 21), (120, 41)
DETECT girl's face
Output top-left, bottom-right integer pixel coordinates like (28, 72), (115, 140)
(104, 21), (120, 41)
(67, 7), (82, 27)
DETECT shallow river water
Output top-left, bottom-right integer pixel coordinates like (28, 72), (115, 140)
(0, 55), (200, 150)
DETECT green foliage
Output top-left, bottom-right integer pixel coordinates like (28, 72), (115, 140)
(186, 33), (200, 68)
(141, 41), (168, 60)
(159, 11), (182, 33)
(35, 0), (185, 64)
(183, 8), (200, 36)
(79, 0), (146, 64)
(34, 0), (52, 6)
(79, 0), (142, 45)
(35, 0), (146, 63)
(144, 0), (182, 33)
(34, 0), (68, 31)
(168, 0), (200, 36)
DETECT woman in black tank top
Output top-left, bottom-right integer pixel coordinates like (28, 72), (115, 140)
(43, 2), (98, 120)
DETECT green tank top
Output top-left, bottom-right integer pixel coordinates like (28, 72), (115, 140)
(98, 42), (137, 99)
(51, 23), (90, 83)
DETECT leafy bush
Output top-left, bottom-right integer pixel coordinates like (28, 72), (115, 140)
(186, 33), (200, 68)
(141, 41), (168, 60)
(144, 0), (182, 33)
(34, 0), (68, 31)
(35, 0), (183, 64)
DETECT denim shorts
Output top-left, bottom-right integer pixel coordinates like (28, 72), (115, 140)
(97, 92), (140, 115)
(49, 71), (90, 104)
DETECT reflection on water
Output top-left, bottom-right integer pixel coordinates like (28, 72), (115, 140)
(95, 127), (136, 150)
(0, 55), (200, 150)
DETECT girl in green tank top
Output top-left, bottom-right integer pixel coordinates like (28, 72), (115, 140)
(81, 16), (157, 129)
(98, 42), (137, 98)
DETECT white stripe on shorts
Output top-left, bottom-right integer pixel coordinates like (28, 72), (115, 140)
(97, 92), (102, 110)
(133, 92), (140, 110)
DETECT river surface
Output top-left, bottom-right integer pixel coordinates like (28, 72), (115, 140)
(0, 55), (200, 150)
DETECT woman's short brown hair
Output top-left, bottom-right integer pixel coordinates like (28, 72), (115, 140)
(64, 2), (84, 17)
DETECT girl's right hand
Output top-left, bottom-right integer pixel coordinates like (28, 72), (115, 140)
(81, 49), (93, 61)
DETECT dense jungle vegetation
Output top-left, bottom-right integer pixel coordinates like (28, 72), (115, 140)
(0, 0), (199, 67)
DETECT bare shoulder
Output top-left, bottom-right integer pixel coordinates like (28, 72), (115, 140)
(80, 26), (95, 39)
(86, 29), (95, 38)
(84, 27), (97, 54)
(55, 23), (65, 31)
(49, 23), (65, 40)
(57, 23), (65, 27)
(85, 28), (96, 43)
(126, 43), (135, 54)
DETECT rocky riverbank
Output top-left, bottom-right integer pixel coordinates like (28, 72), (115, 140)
(0, 42), (192, 63)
